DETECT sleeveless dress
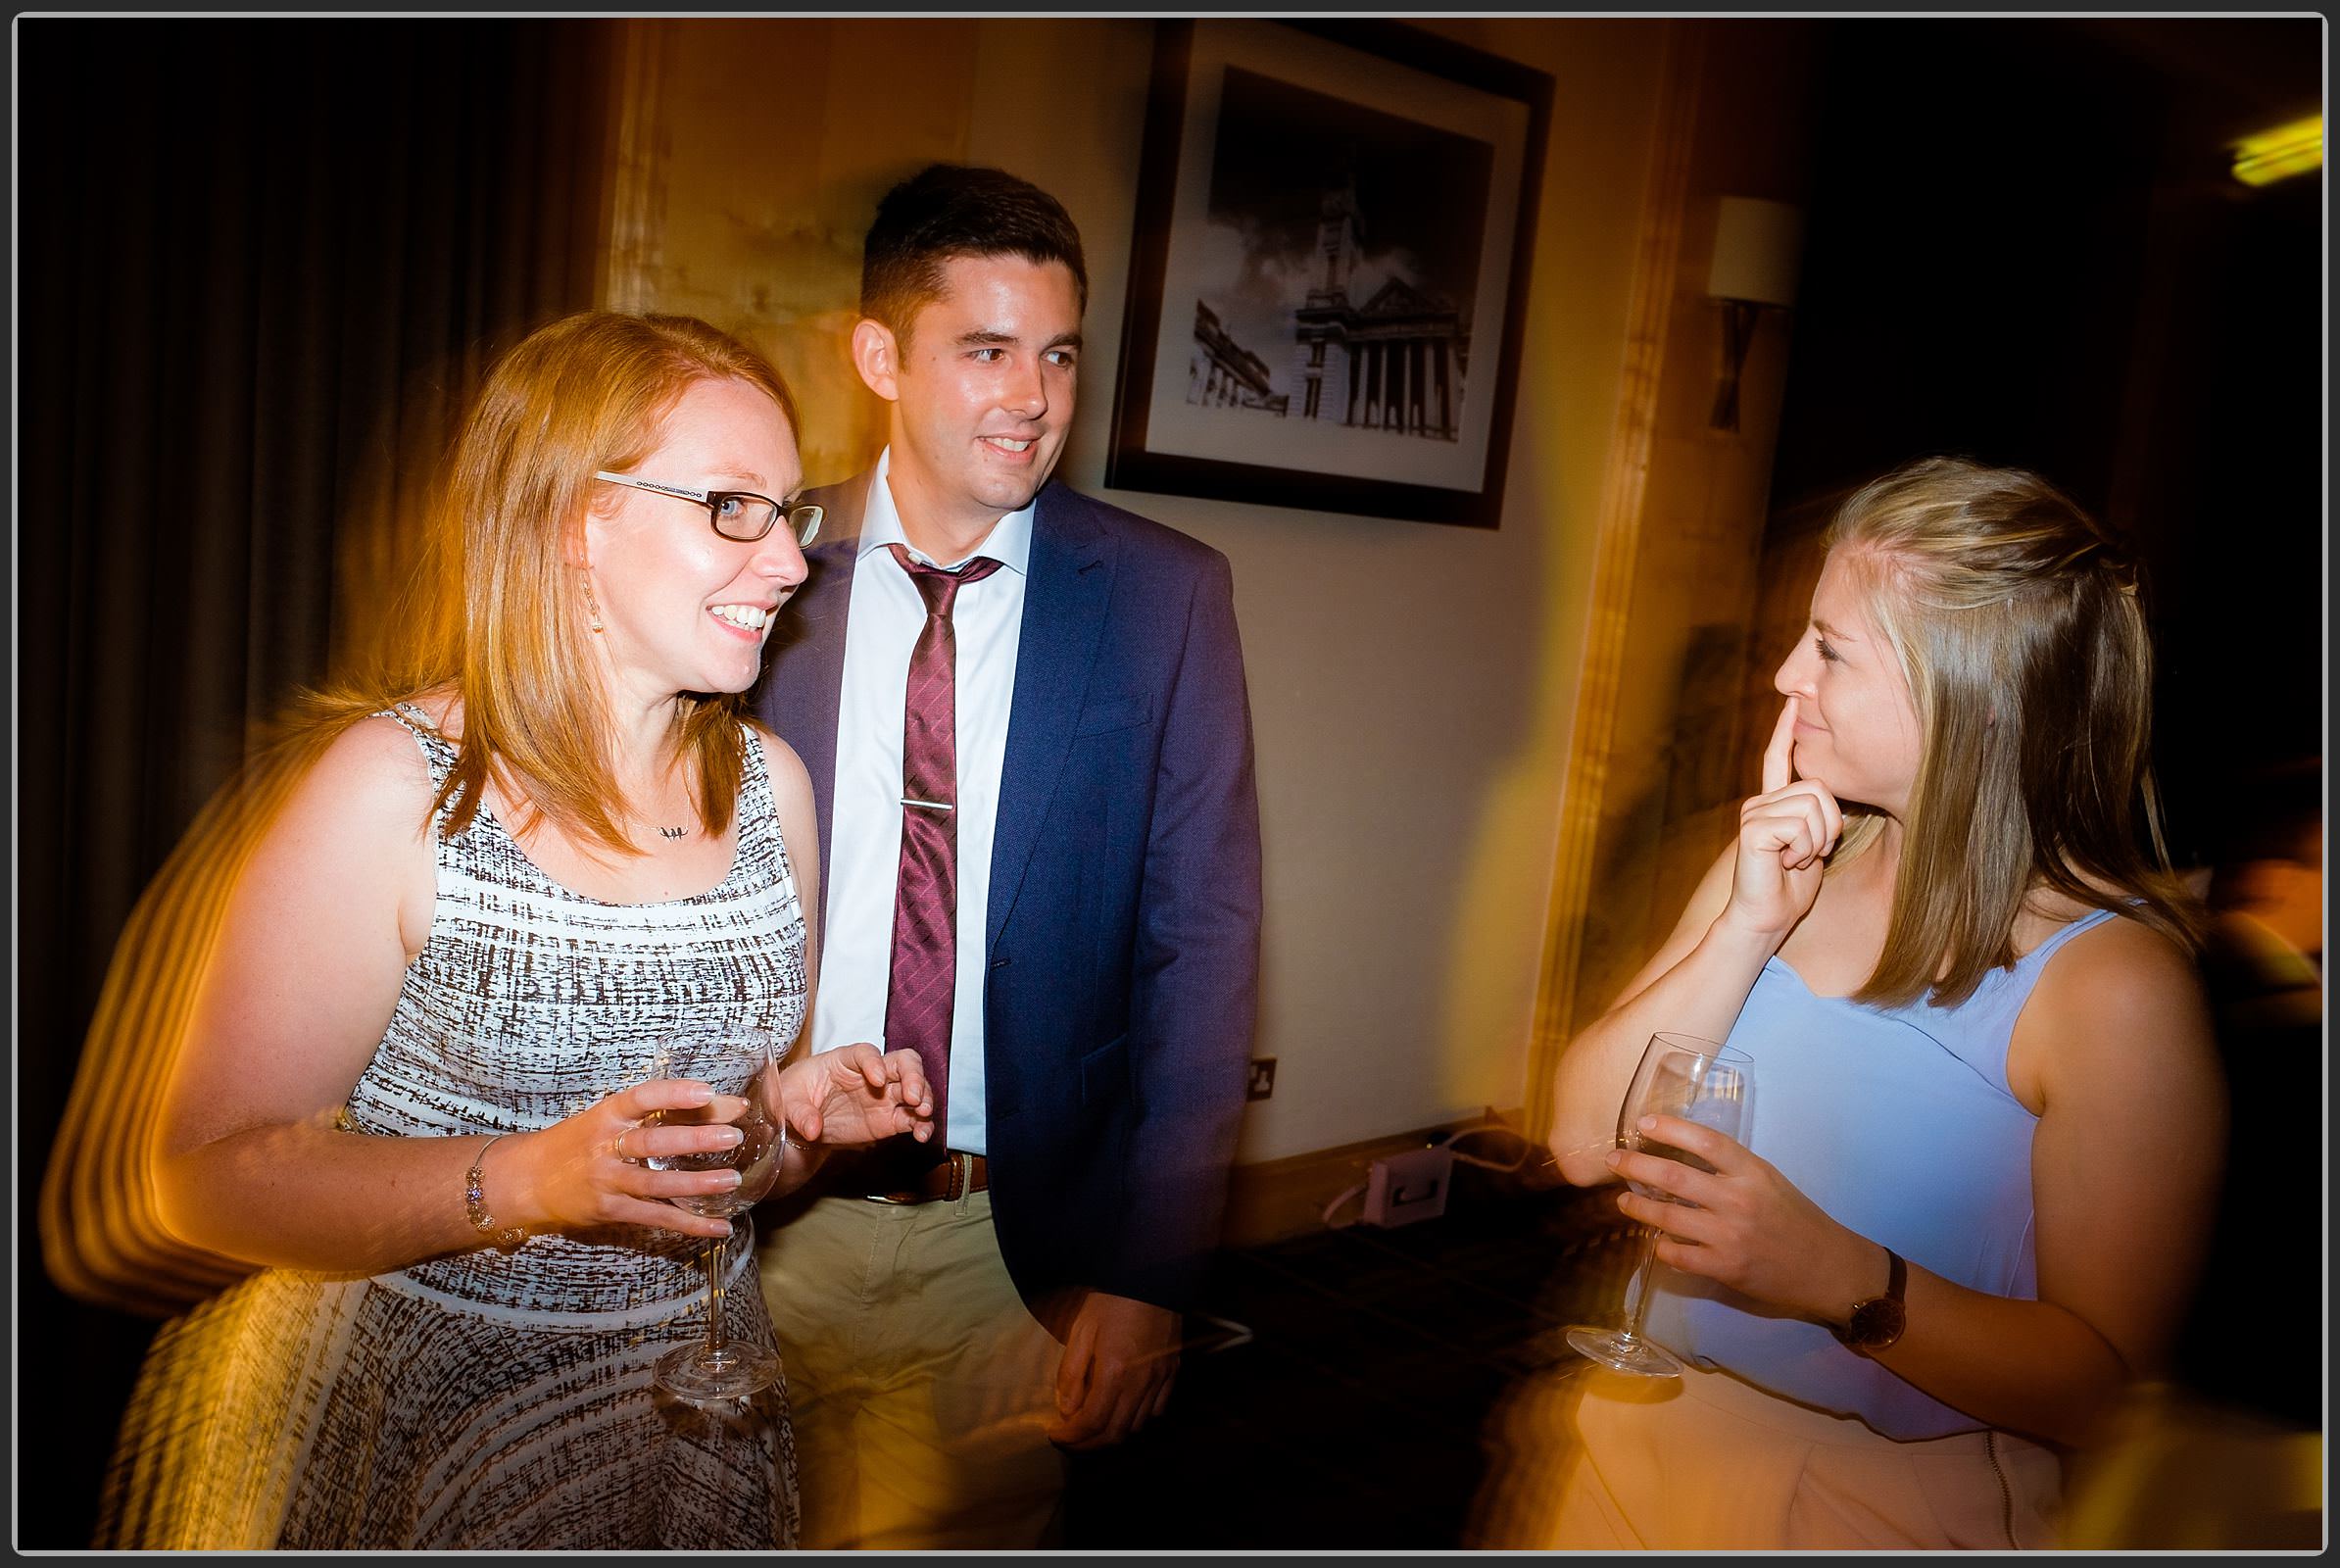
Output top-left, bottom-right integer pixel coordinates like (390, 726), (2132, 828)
(1648, 905), (2121, 1435)
(1545, 908), (2124, 1549)
(95, 706), (807, 1548)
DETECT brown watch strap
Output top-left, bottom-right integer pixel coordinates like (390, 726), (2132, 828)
(1876, 1246), (1906, 1305)
(1832, 1246), (1907, 1353)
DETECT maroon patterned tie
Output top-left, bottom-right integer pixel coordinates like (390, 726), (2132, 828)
(884, 543), (1003, 1142)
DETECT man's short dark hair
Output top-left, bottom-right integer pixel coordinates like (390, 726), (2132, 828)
(861, 164), (1089, 343)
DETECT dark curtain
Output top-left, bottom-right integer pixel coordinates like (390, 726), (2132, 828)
(17, 19), (616, 1544)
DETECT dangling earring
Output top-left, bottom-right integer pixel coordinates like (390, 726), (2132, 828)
(584, 579), (606, 634)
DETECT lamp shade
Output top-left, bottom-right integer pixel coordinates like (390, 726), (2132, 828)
(1707, 196), (1804, 308)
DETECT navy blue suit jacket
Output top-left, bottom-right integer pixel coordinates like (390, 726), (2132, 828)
(752, 473), (1262, 1324)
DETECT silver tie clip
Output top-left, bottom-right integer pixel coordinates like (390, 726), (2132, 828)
(902, 797), (954, 812)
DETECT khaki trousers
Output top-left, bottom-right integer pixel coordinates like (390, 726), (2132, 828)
(1529, 1362), (2062, 1549)
(757, 1189), (1064, 1550)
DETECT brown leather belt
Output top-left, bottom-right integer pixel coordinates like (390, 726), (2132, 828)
(866, 1150), (989, 1204)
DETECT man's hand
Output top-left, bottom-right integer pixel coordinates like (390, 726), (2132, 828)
(1045, 1291), (1182, 1450)
(772, 1041), (936, 1149)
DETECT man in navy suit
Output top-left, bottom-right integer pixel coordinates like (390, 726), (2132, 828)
(752, 164), (1262, 1550)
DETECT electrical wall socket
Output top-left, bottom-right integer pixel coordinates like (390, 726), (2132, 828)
(1362, 1145), (1453, 1228)
(1246, 1058), (1277, 1101)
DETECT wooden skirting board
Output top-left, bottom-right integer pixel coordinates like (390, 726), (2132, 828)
(1218, 1105), (1540, 1251)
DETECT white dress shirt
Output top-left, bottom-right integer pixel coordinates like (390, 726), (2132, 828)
(811, 447), (1031, 1155)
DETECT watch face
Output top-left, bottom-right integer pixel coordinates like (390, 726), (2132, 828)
(1847, 1297), (1907, 1349)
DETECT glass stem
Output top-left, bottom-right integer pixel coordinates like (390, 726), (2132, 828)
(1617, 1227), (1662, 1345)
(703, 1221), (729, 1361)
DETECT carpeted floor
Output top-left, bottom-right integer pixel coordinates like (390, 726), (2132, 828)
(1061, 1158), (1636, 1550)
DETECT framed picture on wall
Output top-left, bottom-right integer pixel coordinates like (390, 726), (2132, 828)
(1105, 19), (1551, 529)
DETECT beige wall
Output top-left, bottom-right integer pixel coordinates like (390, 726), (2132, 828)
(1544, 21), (1820, 1056)
(609, 18), (1803, 1168)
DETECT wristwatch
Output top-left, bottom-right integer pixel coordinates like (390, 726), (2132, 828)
(1830, 1247), (1907, 1354)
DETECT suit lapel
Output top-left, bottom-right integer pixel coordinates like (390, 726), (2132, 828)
(774, 471), (873, 896)
(989, 482), (1113, 954)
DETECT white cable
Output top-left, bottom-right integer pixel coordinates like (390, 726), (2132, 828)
(1437, 1121), (1558, 1174)
(1320, 1181), (1367, 1229)
(1185, 1313), (1255, 1354)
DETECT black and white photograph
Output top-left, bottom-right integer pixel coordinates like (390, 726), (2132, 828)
(1108, 20), (1551, 527)
(1187, 67), (1491, 440)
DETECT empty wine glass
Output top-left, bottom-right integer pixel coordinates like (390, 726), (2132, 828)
(636, 1030), (785, 1402)
(1564, 1031), (1755, 1378)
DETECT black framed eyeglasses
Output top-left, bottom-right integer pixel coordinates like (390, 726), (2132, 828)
(593, 470), (823, 547)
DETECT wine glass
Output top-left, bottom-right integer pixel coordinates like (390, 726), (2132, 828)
(1563, 1031), (1754, 1378)
(637, 1030), (786, 1402)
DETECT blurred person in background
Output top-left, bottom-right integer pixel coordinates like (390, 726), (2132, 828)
(1538, 457), (2225, 1548)
(2199, 757), (2321, 1026)
(2164, 755), (2322, 1440)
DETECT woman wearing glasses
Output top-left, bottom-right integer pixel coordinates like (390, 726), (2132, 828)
(94, 312), (933, 1548)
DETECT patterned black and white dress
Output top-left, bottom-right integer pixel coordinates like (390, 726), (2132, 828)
(96, 705), (807, 1548)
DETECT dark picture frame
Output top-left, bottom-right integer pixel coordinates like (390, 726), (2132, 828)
(1105, 19), (1552, 529)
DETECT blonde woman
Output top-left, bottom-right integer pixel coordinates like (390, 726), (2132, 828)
(95, 313), (932, 1548)
(1545, 457), (2224, 1548)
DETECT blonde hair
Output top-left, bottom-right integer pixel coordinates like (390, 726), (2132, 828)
(1823, 456), (2201, 1006)
(301, 311), (799, 855)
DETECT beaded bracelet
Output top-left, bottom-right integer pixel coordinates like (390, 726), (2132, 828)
(463, 1135), (529, 1252)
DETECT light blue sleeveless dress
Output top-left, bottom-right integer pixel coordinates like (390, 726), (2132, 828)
(1642, 905), (2121, 1438)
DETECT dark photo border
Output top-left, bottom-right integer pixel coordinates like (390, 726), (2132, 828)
(1106, 19), (1553, 529)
